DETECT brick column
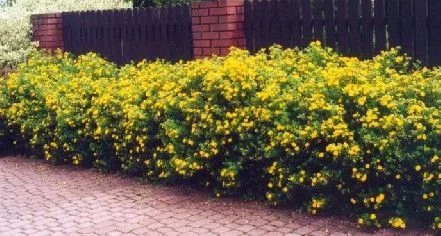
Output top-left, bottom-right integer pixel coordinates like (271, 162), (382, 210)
(191, 0), (245, 58)
(31, 13), (64, 51)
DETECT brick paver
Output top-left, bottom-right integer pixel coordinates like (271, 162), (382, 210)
(0, 156), (430, 235)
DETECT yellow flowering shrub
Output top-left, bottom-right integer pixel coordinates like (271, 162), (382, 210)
(0, 43), (440, 229)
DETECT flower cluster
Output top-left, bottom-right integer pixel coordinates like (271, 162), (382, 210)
(0, 42), (439, 229)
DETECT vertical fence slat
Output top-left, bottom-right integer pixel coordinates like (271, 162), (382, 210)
(336, 0), (349, 54)
(361, 0), (373, 58)
(115, 10), (123, 64)
(87, 11), (93, 54)
(312, 0), (324, 43)
(183, 5), (193, 60)
(252, 1), (263, 52)
(126, 9), (134, 63)
(400, 0), (414, 57)
(177, 6), (184, 61)
(289, 0), (301, 48)
(91, 11), (97, 53)
(323, 0), (336, 48)
(78, 12), (84, 54)
(152, 7), (160, 60)
(85, 11), (92, 53)
(61, 13), (70, 52)
(168, 6), (176, 61)
(178, 5), (186, 60)
(429, 0), (441, 66)
(83, 12), (90, 55)
(162, 6), (169, 59)
(99, 11), (105, 56)
(244, 0), (254, 51)
(132, 8), (140, 62)
(159, 7), (168, 59)
(146, 7), (154, 60)
(261, 0), (272, 49)
(348, 0), (361, 56)
(278, 0), (290, 47)
(121, 9), (129, 64)
(172, 6), (180, 61)
(79, 12), (88, 54)
(75, 12), (80, 53)
(91, 11), (98, 54)
(386, 0), (400, 49)
(96, 11), (104, 57)
(414, 0), (428, 65)
(74, 12), (79, 53)
(270, 0), (281, 46)
(301, 0), (313, 47)
(374, 0), (386, 55)
(105, 11), (113, 62)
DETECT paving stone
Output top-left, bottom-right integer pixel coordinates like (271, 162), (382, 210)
(0, 156), (428, 236)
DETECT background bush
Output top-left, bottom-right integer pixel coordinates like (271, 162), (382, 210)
(0, 44), (439, 230)
(0, 0), (129, 72)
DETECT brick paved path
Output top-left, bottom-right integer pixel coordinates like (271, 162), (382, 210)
(0, 156), (430, 236)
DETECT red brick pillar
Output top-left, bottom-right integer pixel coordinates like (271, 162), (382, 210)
(191, 0), (245, 58)
(31, 13), (64, 51)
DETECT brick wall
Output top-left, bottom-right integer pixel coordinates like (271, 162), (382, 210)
(31, 13), (64, 51)
(31, 1), (245, 58)
(191, 0), (245, 58)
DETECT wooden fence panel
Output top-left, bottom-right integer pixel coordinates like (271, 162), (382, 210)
(400, 0), (414, 58)
(244, 0), (254, 50)
(429, 0), (441, 66)
(374, 0), (386, 55)
(386, 0), (400, 49)
(261, 1), (272, 49)
(414, 0), (428, 65)
(301, 0), (313, 47)
(312, 0), (324, 43)
(347, 0), (360, 56)
(290, 0), (301, 48)
(361, 0), (373, 59)
(323, 0), (336, 48)
(244, 0), (439, 66)
(279, 0), (291, 47)
(62, 5), (193, 65)
(336, 0), (349, 54)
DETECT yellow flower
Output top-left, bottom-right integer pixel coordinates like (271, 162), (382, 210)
(389, 217), (406, 229)
(375, 193), (385, 204)
(357, 97), (367, 105)
(266, 192), (273, 200)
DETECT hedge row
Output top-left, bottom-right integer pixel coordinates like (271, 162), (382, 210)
(0, 43), (440, 229)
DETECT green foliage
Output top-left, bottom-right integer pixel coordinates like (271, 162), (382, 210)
(0, 43), (440, 230)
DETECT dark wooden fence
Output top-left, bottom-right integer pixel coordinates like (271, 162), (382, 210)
(244, 0), (441, 67)
(62, 6), (193, 65)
